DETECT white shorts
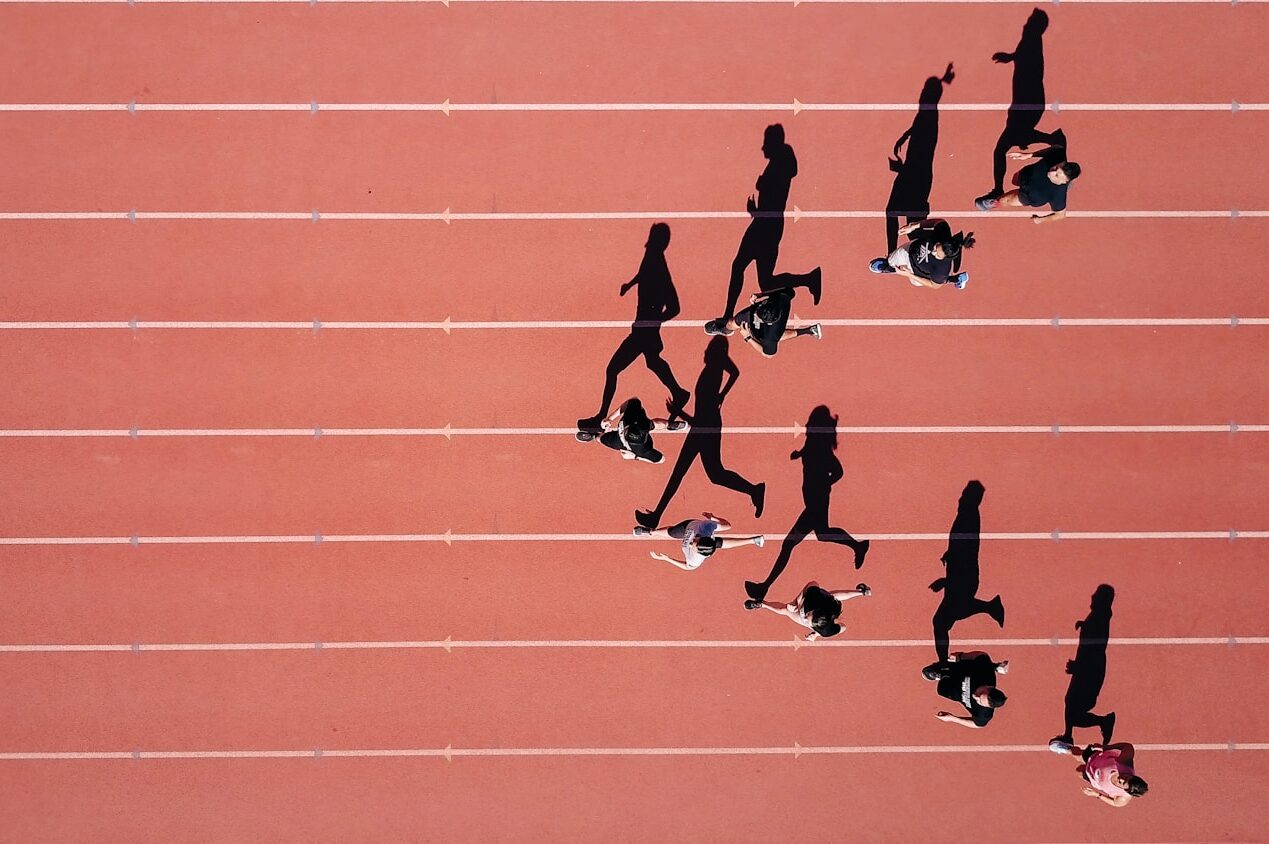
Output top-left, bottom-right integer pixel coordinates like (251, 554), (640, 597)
(887, 246), (913, 272)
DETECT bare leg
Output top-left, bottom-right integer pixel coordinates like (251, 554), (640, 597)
(718, 535), (762, 550)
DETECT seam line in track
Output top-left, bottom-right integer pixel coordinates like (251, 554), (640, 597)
(2, 531), (1267, 546)
(2, 636), (1265, 653)
(1, 743), (1266, 761)
(1, 424), (1266, 438)
(1, 101), (1265, 113)
(0, 210), (1265, 222)
(2, 318), (1266, 330)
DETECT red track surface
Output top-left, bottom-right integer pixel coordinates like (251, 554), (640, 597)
(2, 2), (1268, 842)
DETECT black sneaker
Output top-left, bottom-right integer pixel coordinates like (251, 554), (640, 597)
(869, 258), (895, 274)
(704, 319), (732, 336)
(743, 599), (764, 611)
(632, 526), (651, 536)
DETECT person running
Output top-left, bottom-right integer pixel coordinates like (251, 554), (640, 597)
(634, 512), (764, 570)
(923, 650), (1009, 729)
(708, 288), (821, 357)
(744, 405), (869, 604)
(974, 9), (1071, 217)
(578, 397), (680, 463)
(975, 142), (1080, 224)
(869, 218), (973, 289)
(744, 581), (871, 642)
(1049, 742), (1148, 807)
(705, 124), (823, 333)
(578, 223), (691, 433)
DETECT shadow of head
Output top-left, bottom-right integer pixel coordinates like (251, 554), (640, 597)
(645, 222), (671, 253)
(704, 334), (730, 365)
(762, 124), (785, 158)
(803, 404), (840, 451)
(1091, 584), (1116, 615)
(960, 480), (986, 507)
(1025, 8), (1049, 36)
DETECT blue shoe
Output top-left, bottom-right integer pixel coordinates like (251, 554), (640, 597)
(953, 272), (969, 289)
(869, 258), (895, 274)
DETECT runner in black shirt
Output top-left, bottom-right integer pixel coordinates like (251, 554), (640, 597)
(923, 651), (1009, 728)
(869, 218), (974, 289)
(976, 144), (1080, 224)
(708, 287), (821, 357)
(578, 397), (680, 463)
(744, 581), (871, 641)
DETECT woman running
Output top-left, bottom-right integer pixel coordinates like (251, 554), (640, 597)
(634, 512), (764, 570)
(975, 143), (1080, 224)
(869, 218), (973, 289)
(577, 397), (681, 464)
(709, 288), (821, 357)
(744, 581), (871, 641)
(1049, 741), (1149, 807)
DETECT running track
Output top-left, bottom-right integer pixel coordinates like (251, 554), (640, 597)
(1, 3), (1267, 842)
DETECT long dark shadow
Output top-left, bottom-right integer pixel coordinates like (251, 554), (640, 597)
(885, 64), (954, 253)
(1053, 584), (1118, 746)
(578, 223), (690, 430)
(709, 124), (821, 328)
(634, 336), (765, 529)
(744, 405), (868, 602)
(984, 8), (1065, 196)
(930, 480), (1005, 663)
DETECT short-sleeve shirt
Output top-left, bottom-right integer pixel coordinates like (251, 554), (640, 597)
(936, 654), (998, 726)
(681, 519), (720, 569)
(1085, 749), (1134, 799)
(1017, 150), (1069, 212)
(618, 399), (658, 460)
(907, 220), (954, 284)
(738, 288), (794, 355)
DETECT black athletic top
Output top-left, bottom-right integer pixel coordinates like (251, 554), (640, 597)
(907, 220), (954, 284)
(619, 399), (656, 457)
(936, 654), (998, 726)
(739, 288), (794, 355)
(1017, 150), (1069, 211)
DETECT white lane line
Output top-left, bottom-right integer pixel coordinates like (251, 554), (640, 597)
(1, 531), (1266, 547)
(1, 101), (1264, 114)
(0, 743), (1265, 762)
(0, 210), (1264, 222)
(1, 0), (1266, 5)
(0, 636), (1264, 654)
(1, 318), (1266, 331)
(0, 424), (1265, 439)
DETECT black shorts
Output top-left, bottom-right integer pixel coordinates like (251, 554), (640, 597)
(666, 520), (694, 539)
(600, 431), (662, 463)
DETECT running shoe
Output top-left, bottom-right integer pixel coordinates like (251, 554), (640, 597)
(869, 258), (895, 274)
(632, 526), (651, 536)
(953, 272), (969, 290)
(809, 323), (822, 340)
(974, 195), (1001, 211)
(1049, 738), (1076, 755)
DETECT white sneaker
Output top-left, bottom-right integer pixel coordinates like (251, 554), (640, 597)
(754, 535), (766, 548)
(810, 324), (822, 340)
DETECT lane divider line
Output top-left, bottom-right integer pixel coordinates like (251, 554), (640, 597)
(1, 636), (1265, 654)
(1, 742), (1266, 762)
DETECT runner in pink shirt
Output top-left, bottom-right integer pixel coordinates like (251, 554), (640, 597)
(1048, 741), (1148, 807)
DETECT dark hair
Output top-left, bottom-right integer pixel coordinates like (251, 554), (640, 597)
(985, 689), (1008, 708)
(1126, 776), (1148, 797)
(755, 298), (783, 324)
(1061, 162), (1081, 181)
(695, 535), (719, 557)
(811, 616), (842, 638)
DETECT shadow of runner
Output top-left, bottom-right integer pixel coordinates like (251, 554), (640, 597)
(578, 223), (690, 430)
(634, 336), (765, 529)
(931, 480), (1005, 663)
(885, 64), (954, 254)
(1053, 584), (1118, 746)
(744, 405), (869, 602)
